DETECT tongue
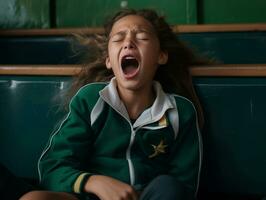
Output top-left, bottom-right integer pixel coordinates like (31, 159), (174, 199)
(123, 65), (138, 75)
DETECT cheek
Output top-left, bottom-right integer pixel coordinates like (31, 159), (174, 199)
(107, 44), (112, 57)
(147, 41), (160, 55)
(144, 46), (161, 64)
(108, 44), (119, 60)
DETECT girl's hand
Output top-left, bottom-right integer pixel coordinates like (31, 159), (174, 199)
(84, 175), (139, 200)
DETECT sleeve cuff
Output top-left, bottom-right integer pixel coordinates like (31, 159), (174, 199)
(73, 172), (91, 194)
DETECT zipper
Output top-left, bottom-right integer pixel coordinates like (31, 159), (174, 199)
(99, 98), (150, 185)
(102, 100), (138, 185)
(126, 127), (136, 185)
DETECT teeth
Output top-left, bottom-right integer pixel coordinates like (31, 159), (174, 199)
(124, 56), (135, 60)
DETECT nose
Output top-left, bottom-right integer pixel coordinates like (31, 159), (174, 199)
(123, 33), (135, 49)
(123, 42), (134, 49)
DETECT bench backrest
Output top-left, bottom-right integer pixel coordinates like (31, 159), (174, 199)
(1, 65), (266, 198)
(1, 25), (266, 65)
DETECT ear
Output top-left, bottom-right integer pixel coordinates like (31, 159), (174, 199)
(158, 51), (168, 65)
(105, 56), (112, 69)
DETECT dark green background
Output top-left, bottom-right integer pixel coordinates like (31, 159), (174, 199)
(0, 0), (50, 28)
(199, 0), (266, 24)
(0, 0), (265, 28)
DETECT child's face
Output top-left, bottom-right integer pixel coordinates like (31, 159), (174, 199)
(106, 15), (168, 93)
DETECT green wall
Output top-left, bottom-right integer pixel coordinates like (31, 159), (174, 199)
(0, 0), (50, 29)
(56, 0), (196, 27)
(199, 0), (266, 24)
(0, 0), (266, 29)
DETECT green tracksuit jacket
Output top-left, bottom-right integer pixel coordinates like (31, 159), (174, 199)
(38, 78), (202, 196)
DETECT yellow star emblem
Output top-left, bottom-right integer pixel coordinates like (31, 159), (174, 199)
(149, 140), (168, 158)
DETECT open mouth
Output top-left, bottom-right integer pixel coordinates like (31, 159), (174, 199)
(121, 56), (139, 77)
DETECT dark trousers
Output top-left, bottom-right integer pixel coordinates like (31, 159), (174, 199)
(80, 175), (195, 200)
(139, 175), (195, 200)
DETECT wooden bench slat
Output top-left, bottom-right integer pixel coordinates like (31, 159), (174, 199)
(190, 64), (266, 77)
(0, 65), (80, 76)
(1, 24), (266, 36)
(1, 64), (266, 77)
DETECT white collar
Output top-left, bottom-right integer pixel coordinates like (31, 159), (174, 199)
(99, 78), (175, 128)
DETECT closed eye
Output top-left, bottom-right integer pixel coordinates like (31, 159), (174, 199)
(136, 32), (150, 40)
(111, 36), (123, 42)
(110, 33), (125, 42)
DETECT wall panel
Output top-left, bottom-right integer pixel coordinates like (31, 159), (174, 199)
(0, 0), (50, 29)
(56, 0), (197, 28)
(199, 0), (266, 24)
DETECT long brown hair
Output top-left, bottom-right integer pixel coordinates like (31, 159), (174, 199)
(69, 9), (210, 128)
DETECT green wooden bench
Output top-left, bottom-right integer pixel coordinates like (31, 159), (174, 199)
(1, 24), (266, 65)
(1, 65), (266, 199)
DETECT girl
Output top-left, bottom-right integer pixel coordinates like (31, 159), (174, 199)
(20, 8), (208, 200)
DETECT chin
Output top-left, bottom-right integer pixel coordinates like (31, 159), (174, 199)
(120, 81), (143, 91)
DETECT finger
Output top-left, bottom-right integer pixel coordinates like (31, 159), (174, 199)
(129, 187), (139, 200)
(119, 186), (137, 200)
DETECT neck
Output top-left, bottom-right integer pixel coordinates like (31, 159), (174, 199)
(117, 86), (156, 120)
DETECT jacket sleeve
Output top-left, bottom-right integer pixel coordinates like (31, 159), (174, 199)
(38, 92), (95, 194)
(168, 101), (202, 197)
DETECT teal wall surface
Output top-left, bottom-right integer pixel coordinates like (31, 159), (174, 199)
(199, 0), (266, 24)
(0, 0), (266, 28)
(0, 0), (50, 29)
(56, 0), (196, 27)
